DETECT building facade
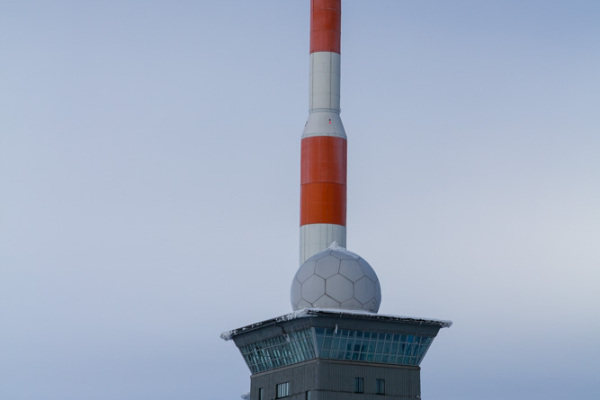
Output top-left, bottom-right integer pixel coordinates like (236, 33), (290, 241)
(224, 310), (450, 400)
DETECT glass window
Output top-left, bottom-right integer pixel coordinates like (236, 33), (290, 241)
(310, 327), (434, 367)
(305, 390), (311, 400)
(240, 329), (316, 373)
(376, 379), (385, 395)
(258, 388), (263, 400)
(276, 382), (289, 398)
(354, 377), (364, 393)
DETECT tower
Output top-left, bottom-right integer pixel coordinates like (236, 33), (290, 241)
(300, 0), (347, 265)
(222, 2), (451, 399)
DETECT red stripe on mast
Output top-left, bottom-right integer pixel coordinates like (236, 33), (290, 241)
(310, 0), (341, 54)
(300, 136), (347, 226)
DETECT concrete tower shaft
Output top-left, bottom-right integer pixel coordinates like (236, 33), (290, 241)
(300, 0), (347, 264)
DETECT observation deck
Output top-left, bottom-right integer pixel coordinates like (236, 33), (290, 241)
(222, 309), (451, 400)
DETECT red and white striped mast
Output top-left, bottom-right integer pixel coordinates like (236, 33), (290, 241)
(300, 0), (347, 264)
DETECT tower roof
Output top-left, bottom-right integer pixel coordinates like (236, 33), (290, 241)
(221, 308), (452, 342)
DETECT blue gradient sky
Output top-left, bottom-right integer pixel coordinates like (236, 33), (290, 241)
(1, 1), (599, 399)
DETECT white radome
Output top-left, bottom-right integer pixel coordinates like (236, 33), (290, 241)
(290, 244), (381, 313)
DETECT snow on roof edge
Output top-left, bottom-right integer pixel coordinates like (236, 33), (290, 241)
(221, 308), (452, 341)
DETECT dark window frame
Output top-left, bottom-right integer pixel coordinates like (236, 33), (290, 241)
(276, 382), (290, 398)
(354, 377), (364, 393)
(376, 379), (385, 395)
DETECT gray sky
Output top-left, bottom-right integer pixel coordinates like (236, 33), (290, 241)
(1, 1), (599, 399)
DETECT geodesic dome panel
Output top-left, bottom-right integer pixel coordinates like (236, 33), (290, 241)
(290, 247), (381, 313)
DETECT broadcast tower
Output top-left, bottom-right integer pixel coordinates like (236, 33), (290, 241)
(222, 2), (451, 399)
